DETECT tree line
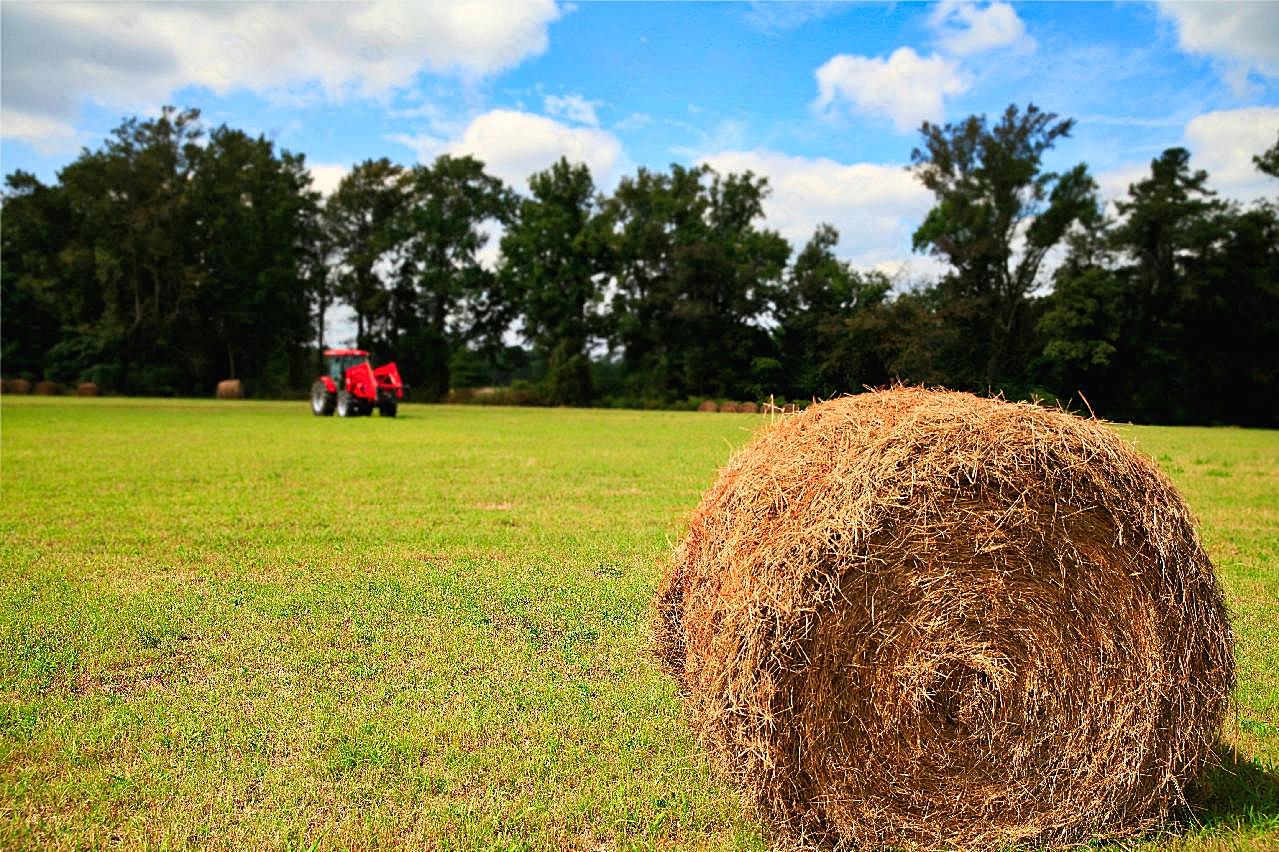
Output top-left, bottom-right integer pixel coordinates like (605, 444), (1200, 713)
(3, 104), (1276, 425)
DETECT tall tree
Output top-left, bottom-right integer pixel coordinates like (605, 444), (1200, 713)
(1108, 147), (1225, 421)
(324, 158), (408, 351)
(49, 107), (205, 393)
(0, 172), (73, 381)
(187, 126), (322, 393)
(607, 164), (788, 401)
(911, 103), (1099, 391)
(773, 223), (892, 398)
(399, 154), (514, 399)
(500, 158), (611, 405)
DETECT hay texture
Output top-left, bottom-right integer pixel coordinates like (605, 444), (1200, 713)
(698, 400), (719, 412)
(216, 379), (243, 399)
(738, 401), (760, 414)
(653, 388), (1233, 850)
(718, 401), (740, 413)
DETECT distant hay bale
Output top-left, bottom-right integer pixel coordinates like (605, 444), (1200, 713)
(215, 379), (243, 399)
(737, 401), (759, 414)
(718, 401), (739, 413)
(653, 387), (1234, 849)
(33, 380), (59, 395)
(76, 382), (100, 397)
(6, 379), (31, 395)
(697, 399), (718, 412)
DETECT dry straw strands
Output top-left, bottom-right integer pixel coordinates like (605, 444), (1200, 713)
(654, 387), (1233, 850)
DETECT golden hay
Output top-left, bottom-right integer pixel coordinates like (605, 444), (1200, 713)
(215, 379), (243, 399)
(718, 401), (740, 413)
(76, 382), (99, 397)
(653, 388), (1233, 850)
(698, 399), (719, 412)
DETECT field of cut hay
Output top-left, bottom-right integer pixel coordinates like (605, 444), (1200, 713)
(0, 397), (1275, 849)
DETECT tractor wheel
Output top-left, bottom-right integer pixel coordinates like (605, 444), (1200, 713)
(379, 399), (398, 418)
(336, 390), (357, 417)
(311, 381), (335, 416)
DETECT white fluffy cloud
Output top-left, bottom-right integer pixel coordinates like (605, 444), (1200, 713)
(307, 163), (350, 197)
(1157, 2), (1279, 90)
(1185, 107), (1279, 202)
(543, 93), (600, 126)
(1, 1), (561, 146)
(390, 109), (626, 191)
(929, 1), (1034, 56)
(698, 148), (937, 277)
(814, 47), (969, 133)
(1096, 107), (1279, 207)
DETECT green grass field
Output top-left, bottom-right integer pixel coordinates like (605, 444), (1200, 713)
(1, 397), (1275, 850)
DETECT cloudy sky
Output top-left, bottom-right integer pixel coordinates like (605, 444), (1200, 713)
(2, 1), (1277, 279)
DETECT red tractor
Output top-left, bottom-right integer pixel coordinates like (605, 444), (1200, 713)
(311, 349), (403, 417)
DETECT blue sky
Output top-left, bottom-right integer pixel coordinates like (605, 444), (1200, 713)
(3, 1), (1277, 278)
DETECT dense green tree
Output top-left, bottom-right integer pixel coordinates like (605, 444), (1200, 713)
(398, 154), (514, 400)
(187, 126), (322, 393)
(0, 171), (72, 381)
(911, 103), (1099, 391)
(1038, 145), (1279, 425)
(773, 223), (892, 398)
(500, 158), (611, 405)
(41, 107), (204, 393)
(1107, 147), (1225, 421)
(324, 158), (408, 351)
(2, 107), (325, 395)
(607, 164), (788, 401)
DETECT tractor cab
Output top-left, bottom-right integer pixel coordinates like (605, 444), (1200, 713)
(325, 350), (370, 384)
(311, 348), (404, 417)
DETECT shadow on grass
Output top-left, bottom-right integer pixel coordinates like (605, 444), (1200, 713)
(1187, 744), (1279, 833)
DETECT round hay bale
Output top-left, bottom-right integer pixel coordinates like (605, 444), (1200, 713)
(6, 379), (31, 395)
(76, 382), (100, 397)
(697, 399), (719, 413)
(215, 379), (243, 399)
(718, 401), (739, 413)
(737, 401), (759, 414)
(654, 388), (1233, 849)
(33, 380), (59, 395)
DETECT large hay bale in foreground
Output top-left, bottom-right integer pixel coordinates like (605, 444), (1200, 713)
(215, 379), (243, 399)
(654, 388), (1233, 849)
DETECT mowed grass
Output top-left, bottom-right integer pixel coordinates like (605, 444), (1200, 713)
(0, 397), (1275, 850)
